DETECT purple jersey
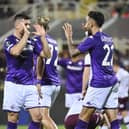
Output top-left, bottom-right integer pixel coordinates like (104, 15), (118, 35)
(58, 58), (85, 93)
(3, 35), (42, 85)
(78, 32), (117, 88)
(34, 35), (60, 86)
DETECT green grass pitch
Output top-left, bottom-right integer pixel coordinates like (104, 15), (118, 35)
(0, 125), (65, 129)
(0, 125), (126, 129)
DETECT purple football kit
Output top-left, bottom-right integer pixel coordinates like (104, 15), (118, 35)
(58, 58), (85, 93)
(4, 35), (42, 85)
(33, 35), (60, 86)
(58, 57), (86, 108)
(3, 34), (43, 112)
(76, 32), (119, 110)
(78, 32), (117, 88)
(33, 34), (60, 107)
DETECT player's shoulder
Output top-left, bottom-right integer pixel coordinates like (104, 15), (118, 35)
(4, 35), (15, 42)
(60, 57), (70, 62)
(87, 35), (94, 40)
(100, 32), (113, 42)
(83, 35), (95, 44)
(46, 35), (57, 45)
(4, 35), (17, 48)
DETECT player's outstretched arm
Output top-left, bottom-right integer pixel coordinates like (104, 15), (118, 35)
(36, 56), (44, 80)
(36, 56), (44, 98)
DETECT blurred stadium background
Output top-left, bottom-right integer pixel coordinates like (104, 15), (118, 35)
(0, 0), (129, 128)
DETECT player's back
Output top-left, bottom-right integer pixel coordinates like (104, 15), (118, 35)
(42, 35), (60, 86)
(89, 32), (117, 87)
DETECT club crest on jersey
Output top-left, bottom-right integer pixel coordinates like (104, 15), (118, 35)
(5, 41), (11, 47)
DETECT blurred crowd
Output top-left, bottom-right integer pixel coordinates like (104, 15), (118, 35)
(0, 49), (6, 86)
(0, 0), (129, 18)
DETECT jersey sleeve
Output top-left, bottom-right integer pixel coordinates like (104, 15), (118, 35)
(84, 54), (91, 66)
(77, 36), (96, 53)
(33, 37), (42, 56)
(3, 38), (15, 53)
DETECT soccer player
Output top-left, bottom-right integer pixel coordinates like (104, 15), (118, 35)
(2, 13), (50, 129)
(34, 17), (61, 129)
(58, 51), (85, 108)
(113, 59), (129, 129)
(64, 99), (104, 129)
(63, 11), (120, 129)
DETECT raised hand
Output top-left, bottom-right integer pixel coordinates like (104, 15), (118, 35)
(33, 24), (46, 37)
(23, 24), (30, 36)
(20, 20), (30, 36)
(62, 23), (73, 40)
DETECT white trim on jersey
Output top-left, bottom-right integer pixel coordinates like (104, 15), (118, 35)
(84, 53), (91, 65)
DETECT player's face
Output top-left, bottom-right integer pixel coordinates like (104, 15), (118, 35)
(83, 16), (94, 34)
(15, 19), (31, 35)
(24, 20), (31, 30)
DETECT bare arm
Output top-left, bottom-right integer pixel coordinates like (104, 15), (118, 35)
(82, 66), (90, 98)
(36, 56), (44, 99)
(36, 56), (44, 80)
(10, 23), (30, 56)
(33, 24), (51, 58)
(40, 36), (51, 58)
(62, 23), (81, 57)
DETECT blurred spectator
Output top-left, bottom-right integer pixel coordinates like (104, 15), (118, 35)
(122, 49), (129, 71)
(121, 4), (129, 18)
(0, 0), (14, 18)
(0, 49), (6, 85)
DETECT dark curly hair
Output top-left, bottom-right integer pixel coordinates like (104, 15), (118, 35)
(88, 11), (104, 27)
(14, 13), (31, 21)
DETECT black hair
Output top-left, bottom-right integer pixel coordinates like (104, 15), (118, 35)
(14, 13), (31, 21)
(88, 11), (104, 27)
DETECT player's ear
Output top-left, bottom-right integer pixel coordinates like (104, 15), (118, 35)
(88, 22), (93, 28)
(90, 20), (94, 28)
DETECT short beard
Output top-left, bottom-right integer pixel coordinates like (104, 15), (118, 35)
(20, 30), (24, 37)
